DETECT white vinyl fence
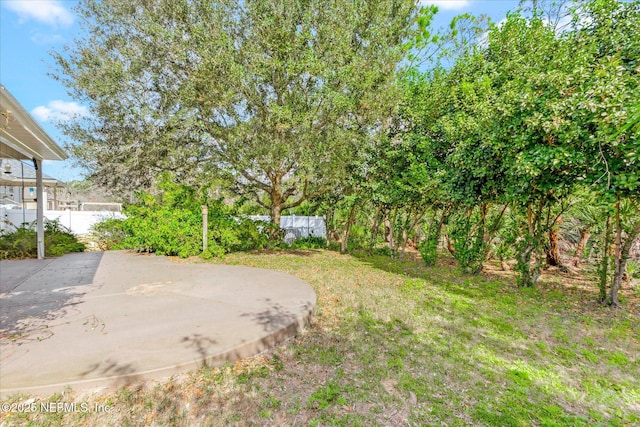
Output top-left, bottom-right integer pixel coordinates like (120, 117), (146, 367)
(1, 208), (324, 243)
(0, 207), (125, 236)
(250, 215), (326, 243)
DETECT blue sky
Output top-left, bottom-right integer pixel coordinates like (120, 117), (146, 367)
(1, 0), (521, 182)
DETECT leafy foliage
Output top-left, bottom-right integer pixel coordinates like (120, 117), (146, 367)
(0, 220), (85, 259)
(54, 0), (419, 224)
(380, 0), (640, 294)
(114, 177), (272, 258)
(448, 210), (487, 274)
(290, 236), (327, 250)
(90, 217), (126, 251)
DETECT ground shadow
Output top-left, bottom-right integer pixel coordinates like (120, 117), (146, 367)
(246, 249), (322, 257)
(80, 357), (140, 387)
(182, 334), (219, 367)
(0, 252), (103, 341)
(241, 298), (314, 334)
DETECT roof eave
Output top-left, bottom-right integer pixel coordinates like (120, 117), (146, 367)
(0, 84), (68, 161)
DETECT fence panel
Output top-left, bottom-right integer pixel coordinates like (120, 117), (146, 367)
(1, 209), (325, 243)
(249, 215), (326, 241)
(0, 208), (124, 235)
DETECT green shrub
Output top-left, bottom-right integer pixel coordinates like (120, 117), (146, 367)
(90, 217), (127, 250)
(0, 220), (85, 259)
(371, 246), (392, 256)
(327, 241), (342, 252)
(627, 261), (639, 279)
(418, 234), (439, 266)
(448, 214), (486, 274)
(259, 221), (286, 244)
(290, 236), (326, 249)
(116, 176), (274, 258)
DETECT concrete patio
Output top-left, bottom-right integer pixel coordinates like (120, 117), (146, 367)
(0, 251), (316, 398)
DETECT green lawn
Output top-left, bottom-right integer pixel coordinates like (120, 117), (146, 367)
(2, 250), (639, 426)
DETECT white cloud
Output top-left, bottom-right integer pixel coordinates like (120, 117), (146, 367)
(30, 32), (65, 45)
(420, 0), (471, 11)
(3, 0), (74, 28)
(32, 100), (88, 122)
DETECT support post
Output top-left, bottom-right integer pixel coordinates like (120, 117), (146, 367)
(201, 205), (208, 252)
(35, 158), (44, 259)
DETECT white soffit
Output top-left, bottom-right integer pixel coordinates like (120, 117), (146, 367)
(0, 84), (68, 161)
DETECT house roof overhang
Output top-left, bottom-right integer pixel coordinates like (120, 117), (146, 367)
(0, 84), (68, 161)
(0, 175), (61, 187)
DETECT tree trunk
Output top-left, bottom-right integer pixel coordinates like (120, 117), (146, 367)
(399, 206), (426, 258)
(516, 205), (544, 287)
(400, 228), (408, 258)
(598, 215), (612, 303)
(532, 248), (543, 284)
(269, 175), (284, 227)
(545, 217), (563, 267)
(324, 208), (336, 248)
(471, 203), (488, 273)
(608, 198), (624, 307)
(572, 227), (591, 267)
(340, 229), (349, 254)
(399, 210), (412, 257)
(485, 203), (508, 247)
(445, 233), (455, 256)
(517, 243), (535, 287)
(608, 201), (640, 308)
(546, 227), (561, 266)
(340, 202), (358, 254)
(270, 201), (282, 228)
(421, 208), (448, 266)
(479, 202), (488, 243)
(484, 204), (509, 264)
(517, 242), (543, 287)
(385, 208), (397, 258)
(609, 255), (625, 308)
(368, 205), (383, 251)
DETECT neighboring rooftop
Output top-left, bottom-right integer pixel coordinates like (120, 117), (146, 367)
(0, 158), (60, 186)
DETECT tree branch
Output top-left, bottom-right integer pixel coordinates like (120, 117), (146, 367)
(238, 169), (271, 192)
(282, 187), (330, 210)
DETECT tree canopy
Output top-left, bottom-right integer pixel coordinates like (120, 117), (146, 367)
(54, 0), (419, 224)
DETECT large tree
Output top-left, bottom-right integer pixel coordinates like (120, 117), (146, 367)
(54, 0), (418, 224)
(567, 0), (640, 306)
(399, 13), (580, 283)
